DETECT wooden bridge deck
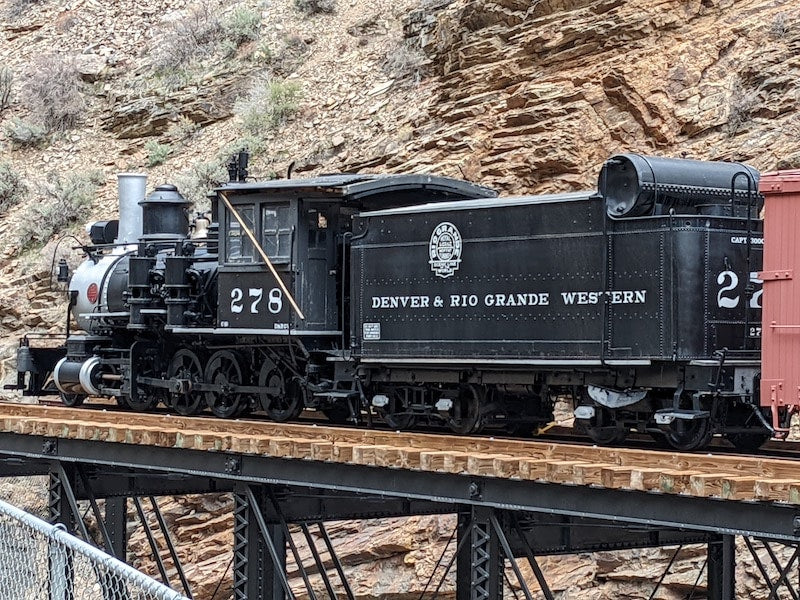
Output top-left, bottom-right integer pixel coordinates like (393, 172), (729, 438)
(2, 402), (799, 504)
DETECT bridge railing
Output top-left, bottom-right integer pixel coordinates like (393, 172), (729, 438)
(0, 497), (188, 600)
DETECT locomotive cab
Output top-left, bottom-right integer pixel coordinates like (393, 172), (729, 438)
(216, 189), (344, 334)
(215, 174), (498, 337)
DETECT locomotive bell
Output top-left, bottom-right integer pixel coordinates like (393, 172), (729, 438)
(139, 184), (191, 241)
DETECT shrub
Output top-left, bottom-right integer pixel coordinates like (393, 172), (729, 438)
(166, 115), (201, 142)
(4, 117), (47, 148)
(0, 162), (26, 214)
(0, 67), (12, 112)
(145, 140), (172, 166)
(236, 79), (302, 136)
(254, 41), (274, 64)
(17, 171), (103, 251)
(4, 0), (46, 19)
(727, 76), (760, 137)
(383, 42), (427, 85)
(222, 5), (261, 48)
(270, 35), (309, 76)
(294, 0), (336, 15)
(149, 1), (223, 73)
(175, 161), (228, 212)
(21, 54), (85, 133)
(770, 12), (789, 39)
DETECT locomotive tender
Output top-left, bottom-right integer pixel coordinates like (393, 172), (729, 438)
(13, 153), (774, 451)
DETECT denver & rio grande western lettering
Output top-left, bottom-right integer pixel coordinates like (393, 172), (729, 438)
(370, 290), (646, 310)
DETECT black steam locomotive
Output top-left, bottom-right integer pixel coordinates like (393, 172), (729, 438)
(12, 153), (769, 451)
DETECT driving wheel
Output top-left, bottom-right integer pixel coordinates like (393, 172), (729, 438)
(167, 349), (205, 416)
(258, 359), (303, 422)
(204, 350), (248, 418)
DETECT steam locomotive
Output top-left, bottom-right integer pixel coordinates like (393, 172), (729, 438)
(12, 153), (776, 451)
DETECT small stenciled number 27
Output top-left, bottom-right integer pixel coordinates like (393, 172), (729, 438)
(716, 271), (762, 309)
(231, 287), (283, 314)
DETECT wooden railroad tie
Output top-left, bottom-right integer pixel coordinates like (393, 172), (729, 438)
(3, 404), (800, 505)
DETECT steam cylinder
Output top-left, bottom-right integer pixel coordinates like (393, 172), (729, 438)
(601, 153), (761, 217)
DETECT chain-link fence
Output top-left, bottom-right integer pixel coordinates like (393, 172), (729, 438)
(0, 497), (189, 600)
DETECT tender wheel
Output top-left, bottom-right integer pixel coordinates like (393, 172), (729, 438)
(726, 432), (771, 452)
(204, 350), (248, 419)
(447, 385), (483, 434)
(258, 360), (303, 422)
(576, 388), (628, 445)
(586, 426), (628, 445)
(60, 392), (85, 407)
(167, 350), (205, 416)
(664, 418), (713, 451)
(379, 389), (415, 430)
(322, 404), (352, 424)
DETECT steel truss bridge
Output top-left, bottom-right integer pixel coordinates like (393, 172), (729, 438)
(0, 428), (798, 599)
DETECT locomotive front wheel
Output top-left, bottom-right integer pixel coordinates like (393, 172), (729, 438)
(167, 349), (205, 416)
(258, 361), (303, 422)
(60, 392), (85, 407)
(124, 392), (159, 411)
(204, 350), (248, 419)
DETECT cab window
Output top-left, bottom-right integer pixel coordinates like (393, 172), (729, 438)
(307, 209), (328, 248)
(262, 204), (293, 262)
(225, 204), (255, 263)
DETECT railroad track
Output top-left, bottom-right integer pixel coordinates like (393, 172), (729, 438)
(32, 398), (800, 459)
(1, 401), (800, 505)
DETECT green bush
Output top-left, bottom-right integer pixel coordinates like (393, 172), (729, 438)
(222, 5), (261, 47)
(0, 162), (26, 214)
(4, 117), (47, 148)
(17, 171), (103, 251)
(145, 140), (172, 166)
(236, 80), (302, 136)
(21, 54), (85, 133)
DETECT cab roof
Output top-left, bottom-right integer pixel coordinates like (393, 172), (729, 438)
(217, 173), (497, 209)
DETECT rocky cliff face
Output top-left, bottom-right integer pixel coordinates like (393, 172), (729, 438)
(348, 0), (800, 192)
(1, 0), (799, 597)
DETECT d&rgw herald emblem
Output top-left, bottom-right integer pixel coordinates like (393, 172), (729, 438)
(429, 222), (462, 278)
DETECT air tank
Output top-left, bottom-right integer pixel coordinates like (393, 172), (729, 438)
(600, 153), (761, 217)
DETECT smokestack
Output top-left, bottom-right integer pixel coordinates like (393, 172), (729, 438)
(116, 173), (147, 244)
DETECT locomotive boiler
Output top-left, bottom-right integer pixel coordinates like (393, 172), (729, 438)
(12, 153), (774, 451)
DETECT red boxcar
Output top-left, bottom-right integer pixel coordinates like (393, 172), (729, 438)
(759, 169), (800, 436)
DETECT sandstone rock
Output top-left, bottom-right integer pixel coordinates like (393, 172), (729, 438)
(74, 52), (107, 81)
